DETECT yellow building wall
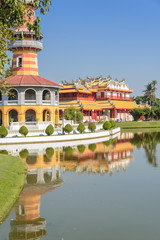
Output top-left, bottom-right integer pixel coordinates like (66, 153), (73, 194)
(0, 105), (59, 126)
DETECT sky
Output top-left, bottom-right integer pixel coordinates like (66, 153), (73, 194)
(35, 0), (160, 96)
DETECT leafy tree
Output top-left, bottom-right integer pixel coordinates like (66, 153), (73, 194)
(77, 145), (86, 153)
(19, 149), (29, 159)
(103, 121), (111, 130)
(133, 96), (146, 105)
(46, 147), (54, 158)
(63, 146), (74, 157)
(19, 126), (28, 137)
(64, 107), (83, 122)
(77, 123), (85, 133)
(64, 124), (73, 134)
(129, 108), (143, 121)
(88, 122), (96, 132)
(0, 125), (8, 138)
(45, 124), (54, 136)
(142, 107), (151, 120)
(88, 144), (96, 152)
(109, 120), (116, 128)
(0, 0), (51, 80)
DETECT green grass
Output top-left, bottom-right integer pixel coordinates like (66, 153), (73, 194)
(0, 154), (27, 223)
(117, 121), (160, 130)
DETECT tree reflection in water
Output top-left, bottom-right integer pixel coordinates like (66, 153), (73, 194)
(130, 132), (160, 167)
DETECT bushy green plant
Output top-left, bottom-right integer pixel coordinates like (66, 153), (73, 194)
(64, 124), (73, 134)
(0, 150), (8, 155)
(45, 124), (54, 136)
(77, 145), (86, 153)
(64, 106), (83, 122)
(64, 146), (74, 157)
(0, 125), (8, 138)
(88, 144), (96, 152)
(109, 120), (116, 128)
(129, 108), (143, 121)
(88, 122), (96, 132)
(98, 120), (103, 124)
(19, 149), (29, 159)
(19, 126), (28, 137)
(77, 123), (85, 133)
(103, 121), (111, 130)
(84, 120), (88, 124)
(46, 148), (54, 158)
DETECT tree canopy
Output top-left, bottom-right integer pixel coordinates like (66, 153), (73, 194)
(0, 0), (51, 80)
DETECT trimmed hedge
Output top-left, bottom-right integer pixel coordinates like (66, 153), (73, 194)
(64, 124), (73, 134)
(88, 122), (96, 132)
(0, 125), (8, 138)
(45, 124), (54, 136)
(19, 126), (28, 137)
(77, 123), (85, 134)
(103, 121), (111, 130)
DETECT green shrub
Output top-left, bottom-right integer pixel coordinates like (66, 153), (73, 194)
(103, 140), (111, 146)
(88, 144), (96, 152)
(109, 120), (116, 128)
(19, 149), (29, 159)
(64, 124), (73, 134)
(103, 121), (111, 130)
(64, 146), (74, 157)
(88, 122), (96, 132)
(19, 126), (28, 137)
(98, 120), (103, 124)
(46, 147), (54, 158)
(77, 123), (85, 133)
(84, 120), (88, 124)
(77, 145), (86, 153)
(0, 150), (8, 155)
(45, 124), (54, 136)
(0, 125), (8, 138)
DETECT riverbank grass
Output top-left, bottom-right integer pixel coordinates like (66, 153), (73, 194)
(117, 121), (160, 130)
(0, 154), (27, 223)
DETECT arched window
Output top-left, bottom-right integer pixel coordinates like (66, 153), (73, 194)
(0, 91), (2, 101)
(25, 109), (36, 122)
(55, 91), (58, 102)
(17, 56), (23, 67)
(43, 109), (51, 121)
(25, 89), (36, 100)
(42, 90), (50, 101)
(8, 109), (18, 123)
(8, 89), (18, 101)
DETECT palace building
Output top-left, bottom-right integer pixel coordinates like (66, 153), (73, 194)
(0, 0), (62, 129)
(59, 76), (138, 121)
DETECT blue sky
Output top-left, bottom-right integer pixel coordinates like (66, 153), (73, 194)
(36, 0), (160, 96)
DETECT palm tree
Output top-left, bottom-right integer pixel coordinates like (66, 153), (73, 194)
(143, 83), (153, 106)
(151, 80), (157, 102)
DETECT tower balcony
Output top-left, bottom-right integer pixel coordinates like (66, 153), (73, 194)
(8, 40), (43, 51)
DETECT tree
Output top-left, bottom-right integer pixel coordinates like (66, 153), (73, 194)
(19, 149), (29, 159)
(0, 125), (8, 138)
(88, 122), (96, 132)
(103, 121), (111, 130)
(88, 144), (96, 152)
(46, 148), (54, 158)
(19, 126), (28, 137)
(45, 124), (54, 136)
(77, 123), (85, 133)
(129, 108), (143, 121)
(77, 145), (86, 153)
(109, 120), (116, 128)
(142, 107), (151, 120)
(64, 124), (73, 134)
(64, 107), (83, 122)
(0, 0), (51, 80)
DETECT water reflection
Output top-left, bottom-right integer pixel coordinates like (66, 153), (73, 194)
(9, 148), (64, 240)
(130, 132), (160, 167)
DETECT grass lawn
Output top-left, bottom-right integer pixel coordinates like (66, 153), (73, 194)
(117, 121), (160, 130)
(0, 154), (27, 223)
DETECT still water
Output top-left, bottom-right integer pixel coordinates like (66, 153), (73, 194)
(1, 131), (160, 240)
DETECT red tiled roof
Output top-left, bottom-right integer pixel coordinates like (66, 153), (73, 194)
(2, 75), (63, 88)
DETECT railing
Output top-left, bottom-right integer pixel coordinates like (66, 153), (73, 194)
(8, 40), (43, 51)
(8, 100), (18, 104)
(25, 100), (36, 104)
(42, 100), (51, 104)
(96, 96), (133, 101)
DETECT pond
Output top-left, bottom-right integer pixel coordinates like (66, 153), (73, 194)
(1, 131), (160, 240)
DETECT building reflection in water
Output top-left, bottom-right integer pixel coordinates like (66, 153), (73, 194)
(8, 132), (135, 239)
(9, 148), (64, 240)
(60, 132), (134, 175)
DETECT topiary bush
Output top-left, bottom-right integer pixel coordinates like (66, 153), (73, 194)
(103, 121), (111, 130)
(98, 120), (103, 124)
(0, 125), (8, 138)
(88, 122), (96, 132)
(77, 123), (85, 134)
(19, 126), (28, 137)
(0, 150), (8, 155)
(46, 147), (54, 158)
(45, 124), (54, 136)
(63, 146), (74, 157)
(88, 143), (96, 152)
(19, 149), (29, 159)
(109, 120), (116, 128)
(77, 145), (86, 153)
(64, 124), (73, 134)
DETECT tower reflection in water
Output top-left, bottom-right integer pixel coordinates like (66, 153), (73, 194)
(9, 148), (64, 240)
(9, 132), (134, 239)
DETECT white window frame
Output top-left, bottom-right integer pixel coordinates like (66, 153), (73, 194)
(17, 56), (23, 68)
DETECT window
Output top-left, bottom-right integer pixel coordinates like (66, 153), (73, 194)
(35, 57), (38, 68)
(17, 56), (23, 67)
(55, 91), (58, 101)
